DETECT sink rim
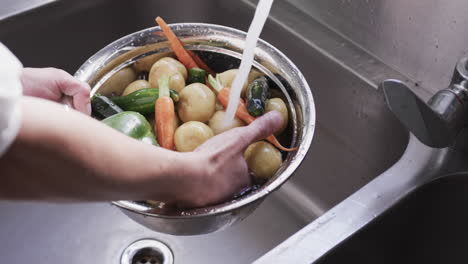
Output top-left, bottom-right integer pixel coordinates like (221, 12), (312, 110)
(255, 133), (457, 263)
(314, 170), (468, 263)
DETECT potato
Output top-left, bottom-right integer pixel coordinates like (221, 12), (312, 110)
(121, 80), (151, 96)
(174, 121), (214, 152)
(217, 69), (263, 98)
(208, 110), (245, 135)
(150, 68), (185, 93)
(99, 67), (137, 96)
(265, 98), (289, 135)
(133, 53), (168, 72)
(217, 69), (237, 87)
(215, 101), (224, 111)
(155, 57), (187, 79)
(178, 83), (216, 122)
(244, 141), (282, 180)
(173, 113), (180, 129)
(148, 57), (186, 92)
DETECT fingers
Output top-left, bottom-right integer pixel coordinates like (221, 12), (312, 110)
(195, 111), (283, 154)
(55, 69), (92, 115)
(231, 110), (283, 151)
(71, 85), (91, 115)
(20, 68), (92, 115)
(175, 156), (251, 208)
(21, 68), (62, 99)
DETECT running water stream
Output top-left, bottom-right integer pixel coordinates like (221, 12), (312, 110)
(223, 0), (274, 125)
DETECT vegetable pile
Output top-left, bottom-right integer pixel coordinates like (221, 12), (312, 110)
(91, 17), (296, 200)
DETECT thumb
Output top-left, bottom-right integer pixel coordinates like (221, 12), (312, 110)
(233, 111), (283, 150)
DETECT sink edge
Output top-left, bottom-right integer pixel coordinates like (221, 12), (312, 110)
(255, 134), (450, 263)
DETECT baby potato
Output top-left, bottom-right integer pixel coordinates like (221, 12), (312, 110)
(99, 67), (137, 96)
(178, 83), (216, 122)
(173, 113), (180, 129)
(215, 101), (224, 111)
(217, 69), (237, 87)
(217, 69), (264, 98)
(208, 110), (245, 135)
(149, 67), (185, 93)
(265, 98), (289, 135)
(133, 53), (168, 72)
(155, 57), (188, 79)
(121, 80), (151, 96)
(149, 58), (186, 92)
(175, 121), (214, 152)
(244, 141), (282, 181)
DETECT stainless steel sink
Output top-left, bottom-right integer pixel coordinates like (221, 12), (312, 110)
(0, 197), (305, 263)
(315, 172), (468, 264)
(0, 0), (409, 263)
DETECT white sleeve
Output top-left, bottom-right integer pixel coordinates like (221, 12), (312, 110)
(0, 43), (23, 157)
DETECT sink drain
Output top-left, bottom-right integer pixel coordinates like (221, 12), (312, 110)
(121, 239), (174, 264)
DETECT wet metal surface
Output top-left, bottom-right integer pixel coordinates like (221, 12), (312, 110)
(0, 0), (410, 262)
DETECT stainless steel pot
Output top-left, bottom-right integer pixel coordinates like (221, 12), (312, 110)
(75, 23), (316, 236)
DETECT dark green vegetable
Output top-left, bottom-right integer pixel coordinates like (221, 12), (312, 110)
(247, 76), (269, 117)
(110, 88), (179, 115)
(102, 111), (158, 146)
(187, 67), (206, 84)
(91, 93), (123, 119)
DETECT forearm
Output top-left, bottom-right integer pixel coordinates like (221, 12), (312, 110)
(0, 97), (188, 201)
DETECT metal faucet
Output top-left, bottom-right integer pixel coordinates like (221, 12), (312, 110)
(382, 56), (468, 148)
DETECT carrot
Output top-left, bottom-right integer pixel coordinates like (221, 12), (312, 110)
(265, 135), (297, 152)
(155, 75), (175, 150)
(217, 87), (298, 152)
(156, 97), (175, 150)
(155, 17), (216, 75)
(205, 77), (213, 90)
(155, 17), (199, 69)
(218, 88), (254, 122)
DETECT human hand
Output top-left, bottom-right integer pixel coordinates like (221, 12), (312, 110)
(172, 111), (283, 208)
(20, 67), (91, 115)
(0, 94), (282, 206)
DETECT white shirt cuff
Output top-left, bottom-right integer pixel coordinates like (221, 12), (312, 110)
(0, 42), (23, 157)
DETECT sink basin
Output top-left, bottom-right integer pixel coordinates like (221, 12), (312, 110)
(0, 0), (409, 262)
(316, 172), (468, 264)
(0, 197), (306, 263)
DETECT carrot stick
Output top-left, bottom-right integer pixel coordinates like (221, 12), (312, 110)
(155, 76), (175, 150)
(155, 17), (215, 74)
(218, 88), (255, 122)
(217, 87), (298, 152)
(205, 77), (213, 90)
(265, 136), (297, 152)
(156, 97), (175, 149)
(155, 17), (199, 70)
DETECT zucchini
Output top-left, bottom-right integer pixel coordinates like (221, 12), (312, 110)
(187, 67), (206, 84)
(246, 76), (269, 117)
(91, 93), (123, 119)
(110, 88), (179, 115)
